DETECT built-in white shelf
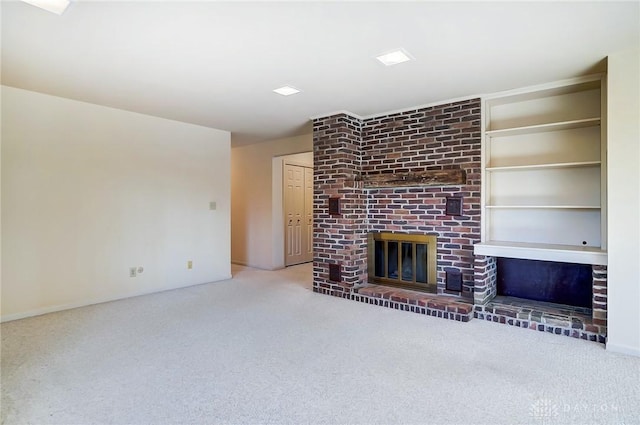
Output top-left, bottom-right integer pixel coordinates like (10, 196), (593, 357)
(474, 241), (607, 266)
(486, 161), (601, 172)
(486, 117), (601, 137)
(486, 205), (600, 210)
(480, 75), (606, 259)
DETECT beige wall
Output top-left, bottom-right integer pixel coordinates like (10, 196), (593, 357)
(1, 86), (231, 321)
(606, 48), (640, 356)
(231, 134), (312, 269)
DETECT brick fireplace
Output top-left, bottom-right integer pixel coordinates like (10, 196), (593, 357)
(312, 99), (607, 343)
(313, 99), (481, 296)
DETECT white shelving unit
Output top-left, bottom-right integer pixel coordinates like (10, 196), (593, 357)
(486, 161), (601, 172)
(475, 75), (607, 265)
(484, 117), (601, 137)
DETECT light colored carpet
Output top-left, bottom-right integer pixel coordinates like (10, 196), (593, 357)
(1, 263), (639, 425)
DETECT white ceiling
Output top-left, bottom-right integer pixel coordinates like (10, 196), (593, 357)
(2, 1), (639, 146)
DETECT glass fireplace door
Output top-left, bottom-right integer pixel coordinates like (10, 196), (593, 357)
(369, 232), (437, 292)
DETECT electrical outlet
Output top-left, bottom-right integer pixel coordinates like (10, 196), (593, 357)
(129, 267), (137, 278)
(209, 201), (217, 211)
(187, 260), (193, 269)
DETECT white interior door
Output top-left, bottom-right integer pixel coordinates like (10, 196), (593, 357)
(285, 164), (305, 266)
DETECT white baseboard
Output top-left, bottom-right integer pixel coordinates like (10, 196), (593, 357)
(231, 260), (281, 271)
(606, 341), (640, 357)
(0, 275), (233, 323)
(1, 300), (100, 323)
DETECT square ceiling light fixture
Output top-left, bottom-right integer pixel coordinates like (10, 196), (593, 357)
(376, 49), (413, 66)
(273, 85), (301, 96)
(21, 0), (70, 15)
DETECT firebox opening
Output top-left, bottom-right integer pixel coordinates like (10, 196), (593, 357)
(497, 258), (593, 308)
(368, 232), (437, 293)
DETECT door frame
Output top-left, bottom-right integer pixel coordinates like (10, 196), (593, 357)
(283, 160), (313, 267)
(271, 153), (313, 269)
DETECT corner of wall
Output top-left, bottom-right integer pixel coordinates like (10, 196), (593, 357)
(1, 86), (231, 320)
(606, 47), (640, 356)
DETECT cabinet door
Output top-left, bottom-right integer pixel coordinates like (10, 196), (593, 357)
(285, 164), (305, 266)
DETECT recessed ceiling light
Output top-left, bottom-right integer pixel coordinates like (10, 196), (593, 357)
(273, 86), (301, 96)
(21, 0), (70, 15)
(376, 49), (413, 66)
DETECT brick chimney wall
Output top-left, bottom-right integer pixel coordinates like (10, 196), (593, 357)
(312, 114), (367, 298)
(313, 99), (482, 298)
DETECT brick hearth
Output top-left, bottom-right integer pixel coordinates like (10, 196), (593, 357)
(356, 285), (474, 322)
(473, 260), (607, 342)
(475, 296), (605, 343)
